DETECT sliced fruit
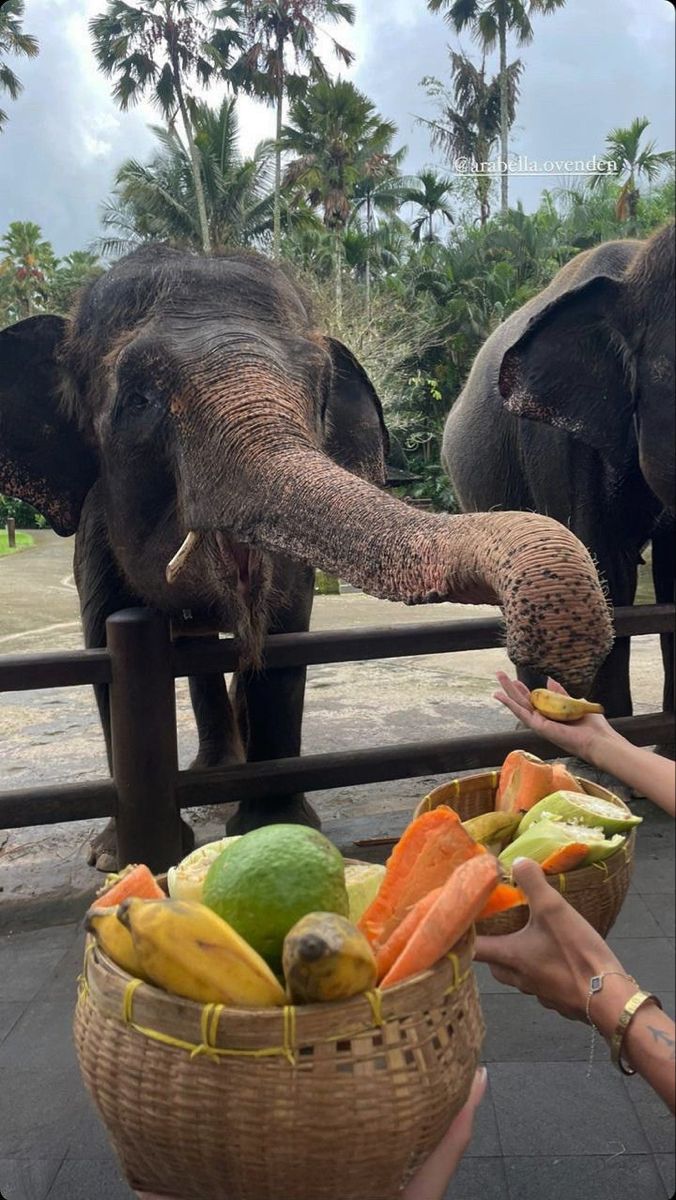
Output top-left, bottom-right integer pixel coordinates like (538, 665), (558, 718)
(96, 863), (164, 907)
(517, 790), (641, 835)
(167, 836), (241, 902)
(344, 862), (387, 925)
(499, 818), (625, 873)
(496, 751), (555, 814)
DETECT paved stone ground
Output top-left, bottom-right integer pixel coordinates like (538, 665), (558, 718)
(1, 533), (674, 1198)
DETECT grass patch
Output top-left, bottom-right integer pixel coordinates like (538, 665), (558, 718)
(0, 530), (34, 557)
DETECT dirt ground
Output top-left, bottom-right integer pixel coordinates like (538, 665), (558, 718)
(0, 531), (665, 922)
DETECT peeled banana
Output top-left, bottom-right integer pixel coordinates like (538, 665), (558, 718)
(118, 897), (286, 1007)
(530, 689), (604, 722)
(283, 911), (377, 1004)
(86, 905), (148, 980)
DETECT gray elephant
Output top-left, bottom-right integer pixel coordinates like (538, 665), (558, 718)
(443, 222), (674, 726)
(0, 245), (613, 870)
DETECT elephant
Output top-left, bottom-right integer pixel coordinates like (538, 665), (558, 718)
(443, 221), (675, 728)
(0, 244), (613, 870)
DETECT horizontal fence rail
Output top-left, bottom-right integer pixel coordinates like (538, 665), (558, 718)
(0, 605), (673, 693)
(0, 602), (673, 867)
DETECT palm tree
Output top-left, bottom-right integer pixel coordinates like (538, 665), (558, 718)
(0, 221), (56, 320)
(427, 0), (566, 214)
(99, 97), (279, 255)
(0, 0), (38, 132)
(347, 150), (408, 317)
(50, 251), (104, 314)
(281, 77), (397, 317)
(591, 116), (675, 229)
(90, 1), (243, 254)
(419, 51), (522, 225)
(230, 2), (355, 257)
(405, 170), (455, 244)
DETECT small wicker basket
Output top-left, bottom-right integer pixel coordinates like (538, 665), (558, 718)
(74, 928), (484, 1200)
(414, 771), (635, 937)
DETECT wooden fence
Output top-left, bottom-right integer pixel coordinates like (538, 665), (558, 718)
(0, 604), (673, 870)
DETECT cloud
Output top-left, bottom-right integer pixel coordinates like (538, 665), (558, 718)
(0, 0), (673, 256)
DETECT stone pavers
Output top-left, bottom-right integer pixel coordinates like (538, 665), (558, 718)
(0, 801), (673, 1200)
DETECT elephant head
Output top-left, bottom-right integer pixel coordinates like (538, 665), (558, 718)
(0, 245), (613, 690)
(498, 221), (675, 512)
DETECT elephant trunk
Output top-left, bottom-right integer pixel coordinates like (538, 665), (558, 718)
(174, 370), (613, 691)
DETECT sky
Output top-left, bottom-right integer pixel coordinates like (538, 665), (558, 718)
(0, 0), (673, 256)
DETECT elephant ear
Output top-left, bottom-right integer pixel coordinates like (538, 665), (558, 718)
(324, 338), (389, 485)
(498, 275), (634, 468)
(0, 315), (98, 536)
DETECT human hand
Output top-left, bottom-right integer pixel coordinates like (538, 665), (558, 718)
(474, 858), (623, 1022)
(401, 1067), (487, 1200)
(494, 671), (619, 765)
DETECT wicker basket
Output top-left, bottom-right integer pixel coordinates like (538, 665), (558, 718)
(74, 928), (484, 1200)
(414, 771), (635, 938)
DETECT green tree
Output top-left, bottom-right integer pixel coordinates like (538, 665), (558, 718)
(427, 0), (566, 214)
(90, 0), (243, 254)
(51, 251), (104, 314)
(100, 97), (280, 254)
(230, 2), (354, 256)
(405, 170), (455, 243)
(419, 51), (522, 225)
(281, 76), (397, 317)
(347, 151), (408, 317)
(0, 0), (38, 132)
(591, 116), (675, 230)
(0, 221), (56, 321)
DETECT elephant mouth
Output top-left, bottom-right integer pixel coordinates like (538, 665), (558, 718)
(166, 528), (261, 601)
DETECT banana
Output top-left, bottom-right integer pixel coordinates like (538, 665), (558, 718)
(462, 811), (521, 850)
(118, 897), (286, 1007)
(86, 905), (149, 980)
(282, 912), (377, 1004)
(530, 688), (604, 722)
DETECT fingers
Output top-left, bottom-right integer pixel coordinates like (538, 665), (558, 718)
(511, 857), (553, 902)
(401, 1068), (488, 1200)
(474, 932), (523, 969)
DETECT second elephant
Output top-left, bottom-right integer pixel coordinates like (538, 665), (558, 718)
(443, 222), (675, 722)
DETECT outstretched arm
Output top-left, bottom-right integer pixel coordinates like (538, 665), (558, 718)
(475, 858), (675, 1112)
(494, 672), (675, 817)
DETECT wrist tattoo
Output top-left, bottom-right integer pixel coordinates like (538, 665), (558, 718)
(646, 1025), (675, 1060)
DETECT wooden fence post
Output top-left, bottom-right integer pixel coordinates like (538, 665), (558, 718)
(7, 518), (16, 548)
(106, 608), (183, 871)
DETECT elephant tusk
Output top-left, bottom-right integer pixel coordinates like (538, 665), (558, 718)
(166, 531), (202, 584)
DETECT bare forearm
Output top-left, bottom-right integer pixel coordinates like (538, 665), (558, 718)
(588, 734), (675, 816)
(591, 979), (675, 1112)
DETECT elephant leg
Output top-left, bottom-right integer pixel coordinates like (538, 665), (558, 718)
(585, 551), (637, 718)
(75, 493), (194, 872)
(651, 519), (675, 758)
(226, 563), (318, 835)
(189, 645), (245, 769)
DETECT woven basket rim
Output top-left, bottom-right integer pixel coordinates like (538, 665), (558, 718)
(414, 770), (636, 895)
(80, 926), (476, 1056)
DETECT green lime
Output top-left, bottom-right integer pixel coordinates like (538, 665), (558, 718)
(202, 825), (349, 972)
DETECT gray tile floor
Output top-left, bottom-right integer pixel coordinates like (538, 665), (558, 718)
(0, 799), (673, 1200)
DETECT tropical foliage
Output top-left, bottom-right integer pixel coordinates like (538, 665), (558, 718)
(0, 0), (38, 132)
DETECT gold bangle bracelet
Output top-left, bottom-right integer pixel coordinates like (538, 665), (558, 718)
(610, 989), (663, 1076)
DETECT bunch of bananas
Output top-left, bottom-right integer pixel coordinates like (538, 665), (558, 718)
(86, 898), (376, 1008)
